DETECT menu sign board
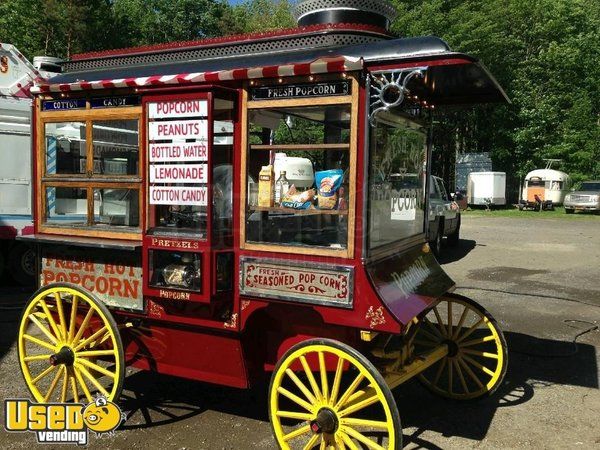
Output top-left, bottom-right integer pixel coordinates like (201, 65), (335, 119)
(148, 120), (208, 141)
(148, 100), (208, 119)
(148, 99), (209, 207)
(149, 142), (208, 162)
(150, 186), (207, 206)
(90, 96), (140, 109)
(150, 164), (208, 183)
(251, 81), (351, 101)
(40, 248), (143, 311)
(42, 99), (86, 111)
(240, 257), (353, 308)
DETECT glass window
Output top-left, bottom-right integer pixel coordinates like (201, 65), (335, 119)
(41, 109), (142, 235)
(581, 182), (600, 190)
(45, 122), (86, 175)
(152, 198), (207, 237)
(149, 250), (202, 292)
(245, 104), (351, 250)
(212, 98), (234, 245)
(93, 188), (139, 227)
(528, 178), (544, 187)
(46, 187), (88, 225)
(92, 120), (139, 175)
(368, 113), (428, 252)
(429, 178), (441, 199)
(437, 179), (448, 201)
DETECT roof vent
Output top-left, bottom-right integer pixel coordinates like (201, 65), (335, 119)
(293, 0), (398, 31)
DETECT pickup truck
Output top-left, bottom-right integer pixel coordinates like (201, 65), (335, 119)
(389, 173), (461, 256)
(428, 176), (461, 256)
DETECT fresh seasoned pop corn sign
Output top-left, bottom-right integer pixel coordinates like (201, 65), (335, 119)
(148, 99), (209, 207)
(240, 257), (353, 308)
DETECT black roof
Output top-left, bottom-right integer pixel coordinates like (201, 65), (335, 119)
(49, 36), (508, 105)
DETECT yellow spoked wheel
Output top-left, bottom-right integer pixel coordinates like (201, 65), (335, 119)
(414, 294), (508, 400)
(18, 283), (124, 403)
(269, 339), (401, 450)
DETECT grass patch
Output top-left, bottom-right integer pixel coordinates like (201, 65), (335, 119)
(463, 206), (599, 219)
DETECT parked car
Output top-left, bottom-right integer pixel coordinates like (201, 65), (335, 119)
(389, 174), (461, 256)
(429, 176), (461, 255)
(564, 181), (600, 214)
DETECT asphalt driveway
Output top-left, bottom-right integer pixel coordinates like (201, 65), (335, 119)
(0, 214), (598, 449)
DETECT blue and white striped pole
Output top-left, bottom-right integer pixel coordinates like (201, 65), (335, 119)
(46, 136), (57, 217)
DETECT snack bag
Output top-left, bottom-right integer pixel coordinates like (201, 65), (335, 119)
(316, 169), (344, 210)
(281, 185), (316, 209)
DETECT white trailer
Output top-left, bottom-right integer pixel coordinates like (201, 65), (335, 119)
(467, 171), (506, 206)
(521, 168), (571, 207)
(0, 43), (58, 283)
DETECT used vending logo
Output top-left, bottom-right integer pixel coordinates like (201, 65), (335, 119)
(4, 396), (125, 445)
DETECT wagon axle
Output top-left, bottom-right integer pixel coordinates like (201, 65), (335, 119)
(49, 346), (75, 367)
(310, 408), (338, 434)
(443, 339), (460, 358)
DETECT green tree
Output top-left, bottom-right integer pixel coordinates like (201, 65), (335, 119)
(220, 0), (295, 35)
(0, 0), (115, 59)
(391, 0), (600, 194)
(112, 0), (230, 47)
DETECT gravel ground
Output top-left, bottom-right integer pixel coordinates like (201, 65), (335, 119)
(1, 214), (599, 449)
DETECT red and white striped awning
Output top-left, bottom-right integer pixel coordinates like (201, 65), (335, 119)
(31, 56), (363, 94)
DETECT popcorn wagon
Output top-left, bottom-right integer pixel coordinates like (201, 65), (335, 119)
(17, 1), (509, 448)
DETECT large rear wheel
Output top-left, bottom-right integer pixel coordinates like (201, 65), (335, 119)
(414, 295), (507, 400)
(269, 338), (402, 449)
(18, 283), (124, 403)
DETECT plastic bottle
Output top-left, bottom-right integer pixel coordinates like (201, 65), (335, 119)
(275, 171), (290, 206)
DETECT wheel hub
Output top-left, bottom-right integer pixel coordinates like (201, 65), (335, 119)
(443, 339), (459, 358)
(49, 346), (75, 367)
(310, 408), (338, 434)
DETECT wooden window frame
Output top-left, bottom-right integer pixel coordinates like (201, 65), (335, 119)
(37, 100), (143, 240)
(239, 74), (359, 259)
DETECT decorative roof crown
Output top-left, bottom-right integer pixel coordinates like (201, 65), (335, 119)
(293, 0), (398, 30)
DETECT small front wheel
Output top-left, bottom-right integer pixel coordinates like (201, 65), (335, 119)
(18, 283), (125, 403)
(269, 339), (402, 449)
(414, 294), (508, 400)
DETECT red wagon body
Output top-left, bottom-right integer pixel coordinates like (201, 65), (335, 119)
(16, 1), (509, 447)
